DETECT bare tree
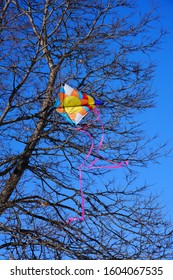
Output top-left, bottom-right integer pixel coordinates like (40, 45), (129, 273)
(0, 0), (172, 259)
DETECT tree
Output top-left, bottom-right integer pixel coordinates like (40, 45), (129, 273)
(0, 0), (172, 259)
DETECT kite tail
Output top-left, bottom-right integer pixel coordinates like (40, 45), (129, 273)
(67, 128), (95, 224)
(67, 166), (85, 224)
(67, 107), (128, 224)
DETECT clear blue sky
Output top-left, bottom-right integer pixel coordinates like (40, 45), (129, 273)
(138, 0), (173, 220)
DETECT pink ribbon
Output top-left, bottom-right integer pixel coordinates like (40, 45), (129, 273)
(67, 108), (128, 224)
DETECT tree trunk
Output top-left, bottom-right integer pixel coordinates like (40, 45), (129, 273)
(0, 69), (56, 208)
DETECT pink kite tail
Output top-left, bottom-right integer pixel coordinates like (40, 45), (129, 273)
(67, 166), (85, 224)
(67, 107), (128, 224)
(67, 128), (94, 224)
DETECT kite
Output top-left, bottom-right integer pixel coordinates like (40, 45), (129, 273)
(54, 83), (103, 125)
(55, 83), (128, 224)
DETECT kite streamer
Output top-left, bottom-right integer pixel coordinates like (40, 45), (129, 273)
(67, 108), (128, 224)
(55, 84), (128, 224)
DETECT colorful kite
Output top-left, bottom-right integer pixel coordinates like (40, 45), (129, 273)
(55, 83), (128, 224)
(55, 83), (103, 125)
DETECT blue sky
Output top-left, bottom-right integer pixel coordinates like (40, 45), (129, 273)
(138, 0), (173, 220)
